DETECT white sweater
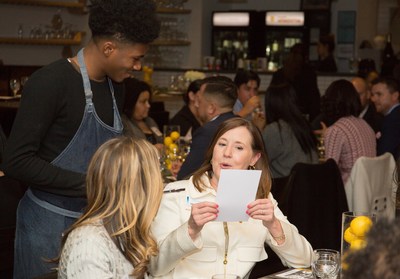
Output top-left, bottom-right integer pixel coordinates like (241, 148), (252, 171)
(58, 223), (135, 279)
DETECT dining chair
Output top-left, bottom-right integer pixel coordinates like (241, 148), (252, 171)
(345, 152), (397, 220)
(250, 159), (348, 279)
(278, 158), (348, 252)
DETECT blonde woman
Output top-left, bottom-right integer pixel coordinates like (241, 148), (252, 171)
(58, 137), (163, 279)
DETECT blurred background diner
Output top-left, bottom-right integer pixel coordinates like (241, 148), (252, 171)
(122, 78), (164, 152)
(169, 79), (203, 139)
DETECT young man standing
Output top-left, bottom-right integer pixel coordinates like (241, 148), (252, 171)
(3, 1), (160, 277)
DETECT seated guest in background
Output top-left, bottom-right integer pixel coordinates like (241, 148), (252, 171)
(316, 34), (337, 73)
(58, 137), (163, 278)
(254, 83), (318, 178)
(351, 77), (383, 133)
(312, 76), (383, 131)
(122, 78), (163, 152)
(150, 118), (313, 279)
(177, 76), (238, 180)
(170, 79), (203, 139)
(322, 79), (376, 184)
(371, 77), (400, 159)
(343, 218), (400, 279)
(233, 69), (262, 119)
(270, 43), (321, 122)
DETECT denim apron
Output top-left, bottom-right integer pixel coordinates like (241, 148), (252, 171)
(13, 49), (123, 279)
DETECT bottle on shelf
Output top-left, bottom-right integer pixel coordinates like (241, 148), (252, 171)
(381, 33), (398, 77)
(17, 24), (23, 39)
(221, 49), (229, 70)
(230, 46), (237, 71)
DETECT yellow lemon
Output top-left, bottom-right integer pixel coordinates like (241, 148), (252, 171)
(164, 136), (173, 146)
(350, 238), (367, 250)
(168, 151), (177, 160)
(169, 143), (178, 152)
(170, 131), (180, 141)
(341, 251), (349, 271)
(344, 227), (357, 244)
(350, 216), (373, 237)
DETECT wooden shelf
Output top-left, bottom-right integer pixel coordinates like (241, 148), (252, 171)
(151, 39), (190, 46)
(0, 32), (85, 46)
(156, 8), (191, 14)
(0, 0), (87, 13)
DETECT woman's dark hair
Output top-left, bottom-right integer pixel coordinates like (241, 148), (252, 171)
(183, 79), (203, 104)
(192, 118), (271, 199)
(282, 43), (307, 82)
(88, 0), (160, 44)
(122, 78), (152, 117)
(234, 69), (260, 88)
(264, 83), (317, 156)
(321, 79), (361, 124)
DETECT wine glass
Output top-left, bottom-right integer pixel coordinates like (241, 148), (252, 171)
(311, 249), (340, 279)
(21, 76), (29, 88)
(9, 79), (21, 97)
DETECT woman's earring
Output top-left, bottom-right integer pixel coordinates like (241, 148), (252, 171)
(248, 165), (255, 170)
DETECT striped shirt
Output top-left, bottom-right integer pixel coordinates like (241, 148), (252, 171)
(324, 116), (376, 184)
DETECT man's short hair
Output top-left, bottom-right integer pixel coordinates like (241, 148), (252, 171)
(233, 69), (260, 88)
(371, 77), (399, 94)
(202, 76), (238, 109)
(88, 0), (160, 44)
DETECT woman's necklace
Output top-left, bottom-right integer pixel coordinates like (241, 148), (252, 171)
(223, 222), (229, 275)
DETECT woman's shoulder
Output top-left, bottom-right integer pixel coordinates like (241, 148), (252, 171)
(62, 222), (113, 259)
(67, 222), (108, 244)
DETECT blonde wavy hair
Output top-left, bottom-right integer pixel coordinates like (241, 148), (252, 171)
(60, 137), (163, 278)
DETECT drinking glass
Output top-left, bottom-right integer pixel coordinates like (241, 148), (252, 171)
(20, 76), (29, 88)
(9, 79), (21, 97)
(311, 249), (340, 279)
(341, 211), (376, 256)
(163, 125), (182, 178)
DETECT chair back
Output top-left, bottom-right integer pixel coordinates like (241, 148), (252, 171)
(345, 153), (397, 220)
(279, 159), (348, 251)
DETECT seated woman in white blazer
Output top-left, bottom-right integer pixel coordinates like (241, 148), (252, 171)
(149, 118), (313, 279)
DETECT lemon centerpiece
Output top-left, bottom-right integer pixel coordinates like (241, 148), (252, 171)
(341, 212), (375, 271)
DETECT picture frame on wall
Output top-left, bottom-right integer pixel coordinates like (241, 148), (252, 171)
(301, 0), (331, 10)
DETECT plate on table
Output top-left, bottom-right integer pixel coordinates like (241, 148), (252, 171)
(0, 95), (21, 100)
(166, 90), (184, 95)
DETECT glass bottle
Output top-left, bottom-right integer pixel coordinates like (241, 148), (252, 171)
(52, 9), (63, 30)
(381, 33), (398, 77)
(17, 24), (23, 38)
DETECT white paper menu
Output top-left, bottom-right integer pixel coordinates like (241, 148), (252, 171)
(215, 169), (261, 222)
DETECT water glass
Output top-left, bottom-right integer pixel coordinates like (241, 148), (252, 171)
(311, 249), (340, 279)
(9, 79), (21, 97)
